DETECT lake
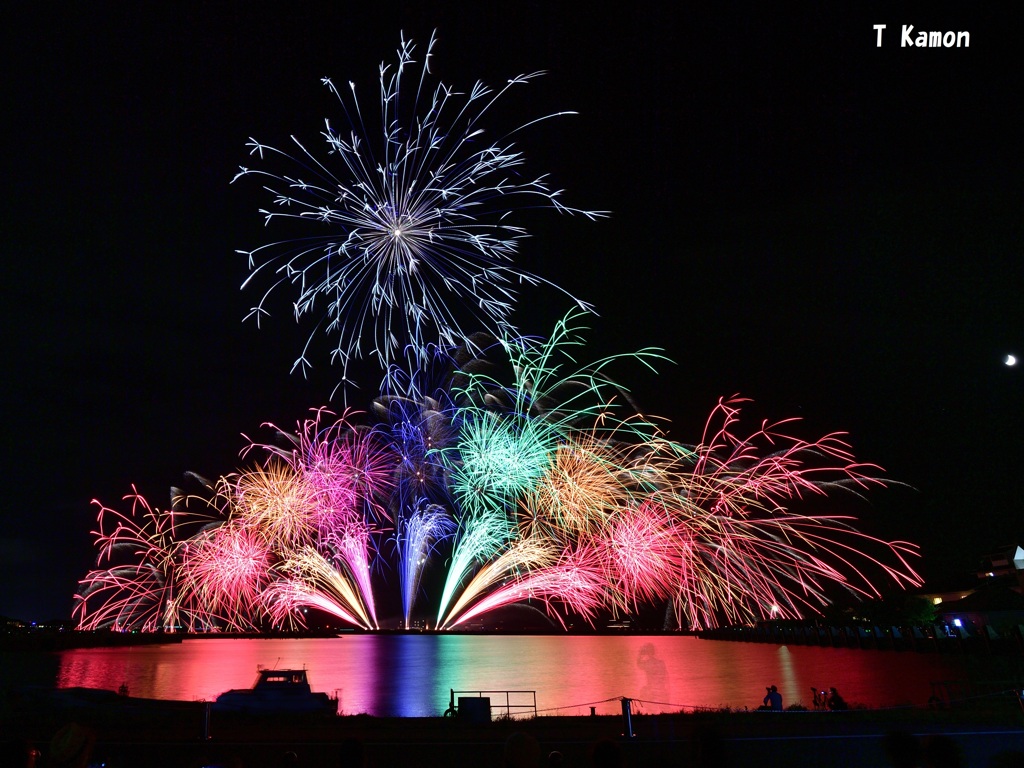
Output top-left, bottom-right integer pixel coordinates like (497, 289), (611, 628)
(4, 635), (1022, 717)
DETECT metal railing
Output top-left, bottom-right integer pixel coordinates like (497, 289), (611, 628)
(446, 688), (537, 719)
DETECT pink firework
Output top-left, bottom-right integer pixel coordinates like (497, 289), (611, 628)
(74, 488), (217, 631)
(444, 544), (607, 630)
(688, 396), (884, 507)
(255, 409), (395, 540)
(267, 547), (378, 630)
(601, 498), (680, 612)
(177, 523), (273, 631)
(662, 397), (921, 629)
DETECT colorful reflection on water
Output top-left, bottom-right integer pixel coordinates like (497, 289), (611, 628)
(46, 636), (1022, 717)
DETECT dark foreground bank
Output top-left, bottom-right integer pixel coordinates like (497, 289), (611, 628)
(4, 688), (1024, 767)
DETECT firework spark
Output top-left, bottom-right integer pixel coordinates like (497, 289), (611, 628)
(74, 488), (218, 631)
(76, 336), (922, 633)
(441, 544), (607, 630)
(269, 546), (378, 630)
(177, 522), (273, 631)
(395, 499), (455, 627)
(234, 32), (603, 385)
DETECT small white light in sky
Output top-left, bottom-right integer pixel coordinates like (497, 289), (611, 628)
(1006, 354), (1017, 367)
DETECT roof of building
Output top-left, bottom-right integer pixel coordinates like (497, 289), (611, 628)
(939, 583), (1024, 613)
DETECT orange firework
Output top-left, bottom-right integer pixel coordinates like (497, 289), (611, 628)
(522, 435), (632, 541)
(231, 460), (318, 550)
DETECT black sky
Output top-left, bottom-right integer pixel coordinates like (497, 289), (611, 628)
(2, 4), (1020, 621)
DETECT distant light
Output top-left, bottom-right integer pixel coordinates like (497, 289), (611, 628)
(953, 618), (962, 628)
(932, 597), (942, 605)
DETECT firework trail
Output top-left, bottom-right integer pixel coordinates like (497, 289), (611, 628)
(251, 410), (393, 625)
(372, 350), (464, 624)
(176, 522), (273, 631)
(447, 410), (553, 525)
(230, 461), (318, 551)
(599, 497), (682, 614)
(234, 32), (603, 387)
(442, 543), (607, 630)
(660, 397), (922, 630)
(255, 408), (395, 537)
(434, 511), (509, 627)
(523, 435), (634, 542)
(430, 314), (670, 626)
(438, 536), (555, 629)
(394, 499), (454, 626)
(443, 311), (664, 528)
(374, 393), (453, 510)
(74, 488), (219, 631)
(75, 362), (922, 632)
(268, 546), (379, 630)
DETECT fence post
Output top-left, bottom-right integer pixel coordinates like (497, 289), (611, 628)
(621, 697), (635, 738)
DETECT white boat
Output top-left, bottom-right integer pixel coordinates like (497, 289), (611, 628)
(213, 668), (337, 715)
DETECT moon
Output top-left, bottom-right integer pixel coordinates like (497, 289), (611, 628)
(1006, 354), (1017, 367)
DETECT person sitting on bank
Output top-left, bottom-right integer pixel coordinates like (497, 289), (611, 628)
(827, 687), (848, 711)
(811, 687), (829, 710)
(762, 685), (783, 710)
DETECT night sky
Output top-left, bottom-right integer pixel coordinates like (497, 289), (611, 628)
(2, 5), (1020, 621)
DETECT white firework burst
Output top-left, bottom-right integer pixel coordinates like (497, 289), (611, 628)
(234, 32), (604, 393)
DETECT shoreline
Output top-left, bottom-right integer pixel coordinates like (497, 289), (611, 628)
(4, 687), (1024, 767)
(1, 627), (699, 652)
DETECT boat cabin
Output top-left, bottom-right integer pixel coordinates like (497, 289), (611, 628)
(252, 669), (314, 692)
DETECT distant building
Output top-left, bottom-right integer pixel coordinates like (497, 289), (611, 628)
(917, 544), (1023, 624)
(936, 584), (1024, 635)
(977, 544), (1024, 586)
(921, 544), (1024, 635)
(922, 587), (976, 608)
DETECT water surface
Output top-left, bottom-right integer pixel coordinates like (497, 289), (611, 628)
(7, 635), (1021, 717)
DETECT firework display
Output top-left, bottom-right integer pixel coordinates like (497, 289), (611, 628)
(74, 35), (920, 632)
(232, 32), (602, 385)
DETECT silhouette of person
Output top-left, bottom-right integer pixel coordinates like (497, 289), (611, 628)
(503, 732), (542, 768)
(827, 687), (848, 711)
(811, 686), (828, 710)
(762, 685), (783, 710)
